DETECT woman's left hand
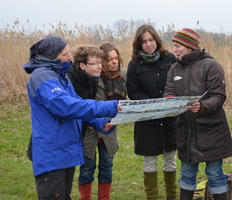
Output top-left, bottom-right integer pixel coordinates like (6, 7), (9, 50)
(104, 122), (113, 132)
(188, 102), (201, 113)
(118, 104), (122, 111)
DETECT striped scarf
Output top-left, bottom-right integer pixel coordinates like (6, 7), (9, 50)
(101, 68), (126, 100)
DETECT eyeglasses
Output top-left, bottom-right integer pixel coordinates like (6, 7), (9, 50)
(86, 61), (102, 66)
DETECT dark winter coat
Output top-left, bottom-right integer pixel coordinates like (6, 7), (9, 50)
(126, 52), (177, 156)
(66, 66), (99, 135)
(67, 67), (127, 159)
(66, 67), (98, 100)
(164, 48), (232, 163)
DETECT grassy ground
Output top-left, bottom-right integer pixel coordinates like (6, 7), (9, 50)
(1, 104), (232, 200)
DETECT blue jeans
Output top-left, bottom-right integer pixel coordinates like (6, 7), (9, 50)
(180, 160), (228, 194)
(78, 142), (113, 184)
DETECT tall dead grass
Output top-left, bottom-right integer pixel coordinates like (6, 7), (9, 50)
(1, 20), (232, 108)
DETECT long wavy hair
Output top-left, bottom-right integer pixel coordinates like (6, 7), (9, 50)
(99, 42), (123, 73)
(132, 24), (168, 61)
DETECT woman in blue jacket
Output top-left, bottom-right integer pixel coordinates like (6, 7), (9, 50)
(23, 35), (121, 200)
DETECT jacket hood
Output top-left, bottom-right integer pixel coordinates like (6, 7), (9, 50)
(23, 55), (72, 74)
(179, 48), (214, 65)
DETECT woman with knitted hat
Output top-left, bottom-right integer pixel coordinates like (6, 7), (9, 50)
(127, 24), (178, 200)
(164, 28), (232, 200)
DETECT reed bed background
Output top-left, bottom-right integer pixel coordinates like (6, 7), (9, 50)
(1, 20), (232, 199)
(1, 20), (232, 107)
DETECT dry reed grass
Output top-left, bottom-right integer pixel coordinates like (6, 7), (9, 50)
(1, 20), (232, 108)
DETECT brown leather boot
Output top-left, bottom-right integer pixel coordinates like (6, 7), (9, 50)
(78, 183), (92, 200)
(98, 182), (111, 200)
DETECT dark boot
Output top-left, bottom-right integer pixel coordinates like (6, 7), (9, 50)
(213, 192), (227, 200)
(163, 171), (177, 199)
(179, 188), (194, 200)
(144, 171), (158, 200)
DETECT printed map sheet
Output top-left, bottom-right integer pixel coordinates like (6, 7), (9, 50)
(110, 96), (201, 125)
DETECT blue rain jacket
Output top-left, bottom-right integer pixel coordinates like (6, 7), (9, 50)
(23, 58), (118, 176)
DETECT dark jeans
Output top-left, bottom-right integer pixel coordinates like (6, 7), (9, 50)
(35, 167), (75, 200)
(78, 142), (113, 184)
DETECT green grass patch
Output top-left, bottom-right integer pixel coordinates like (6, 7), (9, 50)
(0, 105), (232, 199)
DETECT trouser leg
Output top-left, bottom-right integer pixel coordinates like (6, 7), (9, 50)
(205, 160), (228, 195)
(35, 167), (75, 200)
(78, 155), (96, 200)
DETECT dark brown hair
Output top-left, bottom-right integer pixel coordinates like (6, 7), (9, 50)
(99, 43), (123, 73)
(72, 46), (103, 68)
(132, 24), (168, 61)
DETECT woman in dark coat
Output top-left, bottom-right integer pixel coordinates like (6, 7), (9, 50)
(67, 44), (126, 200)
(164, 28), (232, 200)
(126, 24), (177, 200)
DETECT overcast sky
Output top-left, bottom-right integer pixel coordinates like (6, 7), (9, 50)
(1, 0), (231, 34)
